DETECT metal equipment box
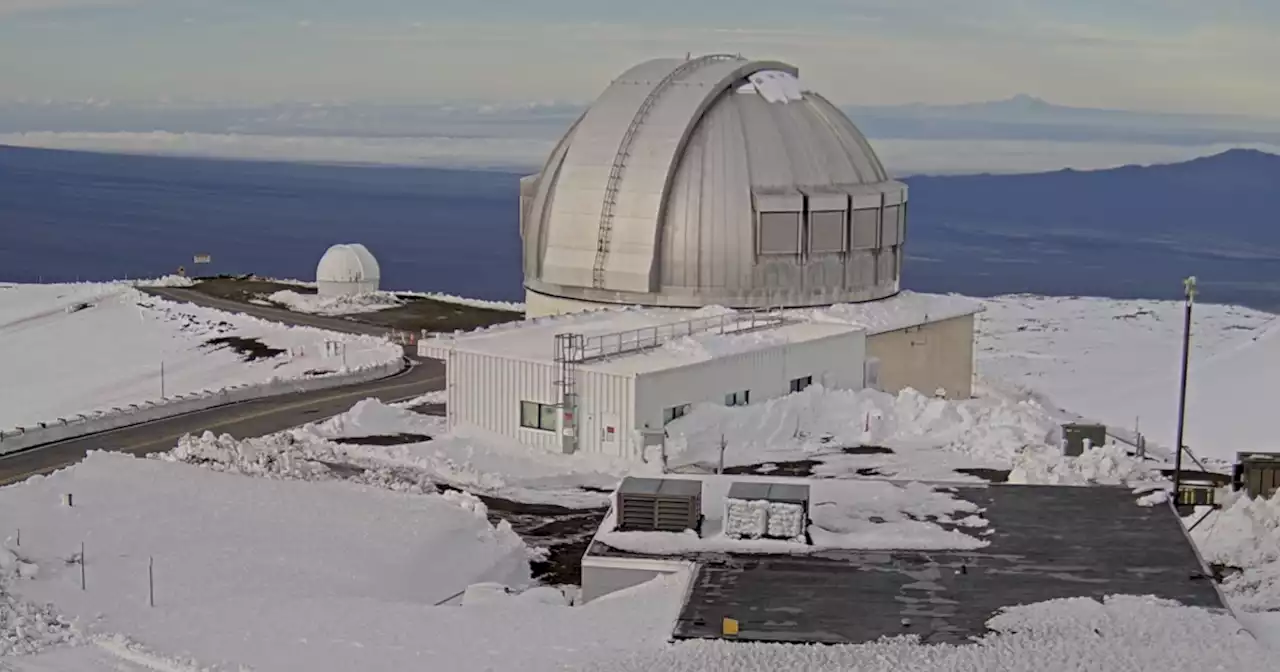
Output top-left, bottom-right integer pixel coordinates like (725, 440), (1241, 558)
(1062, 423), (1107, 457)
(616, 477), (703, 534)
(1233, 452), (1280, 500)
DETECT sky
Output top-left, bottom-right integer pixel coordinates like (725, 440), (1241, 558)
(1, 0), (1278, 116)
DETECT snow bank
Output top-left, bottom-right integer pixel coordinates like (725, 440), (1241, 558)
(158, 399), (634, 508)
(396, 290), (525, 313)
(0, 283), (403, 431)
(265, 289), (404, 315)
(797, 291), (981, 335)
(1190, 490), (1280, 612)
(976, 294), (1276, 460)
(665, 384), (1158, 486)
(0, 452), (534, 667)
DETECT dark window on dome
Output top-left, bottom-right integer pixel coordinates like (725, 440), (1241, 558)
(809, 210), (846, 254)
(851, 209), (880, 249)
(758, 211), (802, 255)
(881, 206), (901, 247)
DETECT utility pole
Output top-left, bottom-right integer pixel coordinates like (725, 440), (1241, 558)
(1172, 276), (1197, 496)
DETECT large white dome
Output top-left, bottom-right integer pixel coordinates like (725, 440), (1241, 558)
(316, 243), (380, 296)
(520, 55), (907, 316)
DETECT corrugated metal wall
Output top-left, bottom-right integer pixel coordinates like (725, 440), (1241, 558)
(576, 369), (637, 458)
(633, 330), (866, 431)
(445, 349), (561, 453)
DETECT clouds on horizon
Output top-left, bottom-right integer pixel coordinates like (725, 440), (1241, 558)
(1, 0), (1277, 116)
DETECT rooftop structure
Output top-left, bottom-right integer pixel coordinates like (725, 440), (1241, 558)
(582, 474), (1228, 645)
(520, 55), (907, 317)
(316, 243), (380, 297)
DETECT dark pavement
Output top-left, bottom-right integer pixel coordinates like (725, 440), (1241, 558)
(666, 485), (1224, 645)
(1, 288), (446, 486)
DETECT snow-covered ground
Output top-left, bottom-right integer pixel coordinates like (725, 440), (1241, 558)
(976, 295), (1277, 460)
(262, 289), (406, 316)
(0, 282), (402, 430)
(161, 398), (635, 508)
(0, 452), (533, 668)
(259, 280), (525, 314)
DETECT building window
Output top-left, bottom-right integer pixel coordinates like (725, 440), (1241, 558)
(725, 390), (751, 407)
(757, 211), (802, 255)
(851, 209), (880, 249)
(881, 206), (901, 247)
(808, 210), (846, 254)
(789, 376), (813, 393)
(520, 401), (557, 432)
(663, 404), (692, 425)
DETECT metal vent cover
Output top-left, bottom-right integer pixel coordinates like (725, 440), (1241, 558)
(616, 477), (702, 534)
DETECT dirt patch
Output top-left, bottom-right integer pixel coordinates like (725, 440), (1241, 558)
(954, 467), (1012, 483)
(839, 445), (894, 455)
(204, 335), (286, 361)
(436, 484), (609, 587)
(724, 460), (820, 477)
(855, 467), (889, 477)
(191, 277), (314, 303)
(346, 294), (522, 333)
(329, 433), (432, 446)
(410, 402), (446, 416)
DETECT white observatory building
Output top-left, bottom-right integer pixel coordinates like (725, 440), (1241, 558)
(316, 243), (380, 297)
(422, 55), (978, 458)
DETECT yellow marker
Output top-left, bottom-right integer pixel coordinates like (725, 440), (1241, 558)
(722, 617), (739, 636)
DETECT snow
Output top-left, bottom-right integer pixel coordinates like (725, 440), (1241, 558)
(1189, 490), (1280, 613)
(395, 289), (525, 313)
(0, 283), (403, 431)
(0, 452), (534, 670)
(421, 304), (861, 375)
(596, 475), (990, 555)
(664, 383), (1161, 487)
(265, 289), (404, 315)
(797, 291), (982, 335)
(976, 294), (1276, 460)
(159, 398), (636, 508)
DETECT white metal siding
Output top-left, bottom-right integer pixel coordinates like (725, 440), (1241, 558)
(575, 369), (637, 459)
(632, 329), (866, 431)
(445, 350), (561, 452)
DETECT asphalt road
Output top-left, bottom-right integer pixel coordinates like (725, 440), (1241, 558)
(0, 288), (445, 486)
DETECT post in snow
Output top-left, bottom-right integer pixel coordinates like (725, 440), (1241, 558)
(1172, 275), (1197, 496)
(717, 434), (727, 475)
(148, 556), (155, 608)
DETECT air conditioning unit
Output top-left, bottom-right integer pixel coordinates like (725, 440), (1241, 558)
(725, 481), (811, 543)
(616, 477), (702, 534)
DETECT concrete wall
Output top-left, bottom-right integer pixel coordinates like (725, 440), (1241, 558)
(579, 558), (691, 603)
(866, 313), (975, 399)
(0, 358), (407, 456)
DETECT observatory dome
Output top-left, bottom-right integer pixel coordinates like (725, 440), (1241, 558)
(316, 243), (380, 296)
(520, 55), (908, 317)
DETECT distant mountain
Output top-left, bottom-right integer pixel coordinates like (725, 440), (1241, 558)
(905, 148), (1280, 256)
(844, 95), (1280, 146)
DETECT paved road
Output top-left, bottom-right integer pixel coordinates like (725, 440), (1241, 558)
(0, 288), (445, 486)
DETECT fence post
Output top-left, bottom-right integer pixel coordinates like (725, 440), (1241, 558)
(148, 556), (154, 607)
(718, 434), (727, 475)
(80, 541), (86, 591)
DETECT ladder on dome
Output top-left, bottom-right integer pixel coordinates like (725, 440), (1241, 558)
(590, 54), (743, 289)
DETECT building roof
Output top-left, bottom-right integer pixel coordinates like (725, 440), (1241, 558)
(316, 243), (380, 284)
(419, 305), (864, 377)
(522, 55), (907, 311)
(792, 291), (983, 335)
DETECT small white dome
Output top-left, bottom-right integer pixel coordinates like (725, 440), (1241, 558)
(316, 243), (380, 296)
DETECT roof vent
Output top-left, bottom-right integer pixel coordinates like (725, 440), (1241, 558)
(616, 477), (702, 534)
(725, 481), (810, 543)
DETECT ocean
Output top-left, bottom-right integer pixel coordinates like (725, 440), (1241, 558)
(3, 145), (1278, 311)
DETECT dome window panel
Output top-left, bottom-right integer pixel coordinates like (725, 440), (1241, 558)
(808, 210), (847, 254)
(851, 209), (881, 249)
(757, 211), (803, 255)
(881, 206), (902, 247)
